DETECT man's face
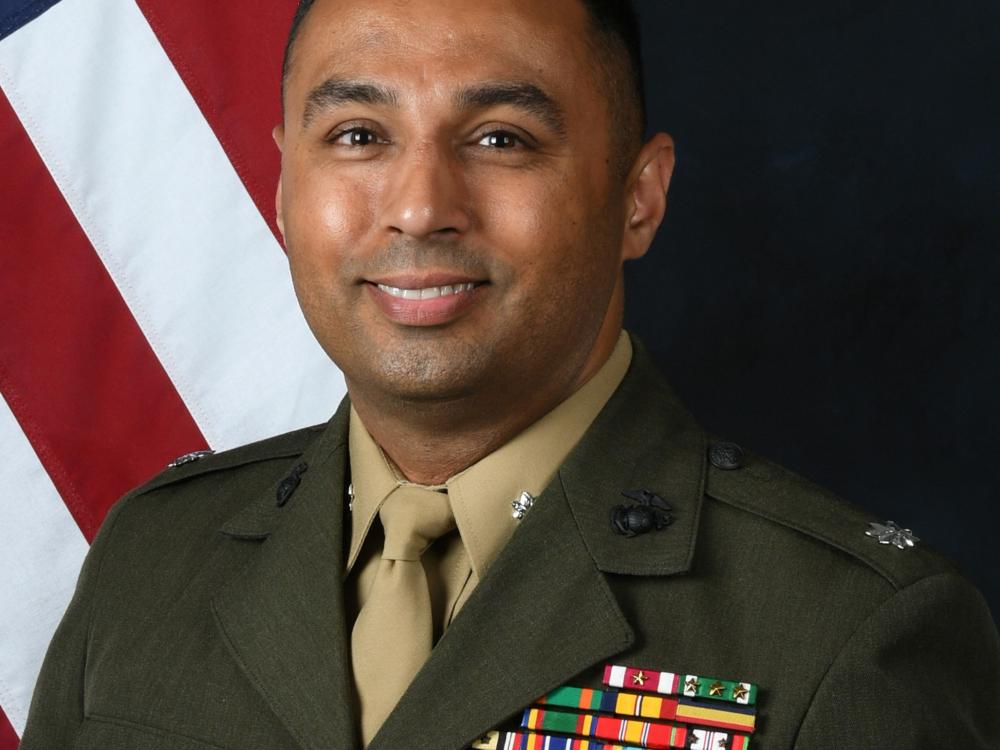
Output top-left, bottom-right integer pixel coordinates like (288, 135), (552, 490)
(277, 0), (643, 411)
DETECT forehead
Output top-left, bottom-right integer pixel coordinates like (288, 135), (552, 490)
(287, 0), (599, 109)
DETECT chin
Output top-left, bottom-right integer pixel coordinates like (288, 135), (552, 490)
(353, 351), (492, 404)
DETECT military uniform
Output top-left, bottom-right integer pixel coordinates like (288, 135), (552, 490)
(20, 339), (1000, 749)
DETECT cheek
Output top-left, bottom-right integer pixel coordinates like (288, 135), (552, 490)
(472, 168), (591, 267)
(281, 163), (382, 347)
(473, 177), (542, 245)
(284, 161), (379, 269)
(485, 168), (611, 258)
(472, 168), (620, 350)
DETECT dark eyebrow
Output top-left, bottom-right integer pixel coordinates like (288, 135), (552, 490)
(301, 78), (398, 129)
(455, 82), (567, 137)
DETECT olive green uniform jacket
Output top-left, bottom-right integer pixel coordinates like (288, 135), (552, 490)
(20, 345), (1000, 749)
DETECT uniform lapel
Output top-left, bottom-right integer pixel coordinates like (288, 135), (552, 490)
(212, 402), (357, 750)
(371, 342), (707, 750)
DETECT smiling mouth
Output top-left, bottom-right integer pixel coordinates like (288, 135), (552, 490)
(366, 278), (486, 327)
(375, 282), (480, 300)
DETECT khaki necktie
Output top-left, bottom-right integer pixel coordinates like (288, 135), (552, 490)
(351, 484), (457, 744)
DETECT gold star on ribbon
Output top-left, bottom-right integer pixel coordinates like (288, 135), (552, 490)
(709, 681), (726, 697)
(684, 676), (700, 694)
(631, 670), (648, 686)
(732, 683), (749, 701)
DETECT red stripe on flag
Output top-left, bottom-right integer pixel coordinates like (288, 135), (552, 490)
(135, 0), (295, 243)
(0, 706), (18, 750)
(0, 90), (208, 541)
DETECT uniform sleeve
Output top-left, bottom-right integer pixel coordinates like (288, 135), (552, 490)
(18, 500), (126, 749)
(794, 572), (1000, 748)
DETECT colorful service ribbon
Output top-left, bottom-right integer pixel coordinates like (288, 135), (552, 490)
(538, 685), (756, 734)
(521, 707), (751, 750)
(603, 665), (758, 707)
(471, 729), (644, 750)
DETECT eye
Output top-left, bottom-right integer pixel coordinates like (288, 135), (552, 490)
(329, 127), (382, 147)
(477, 131), (523, 149)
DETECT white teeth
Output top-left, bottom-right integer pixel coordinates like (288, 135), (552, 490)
(377, 282), (476, 299)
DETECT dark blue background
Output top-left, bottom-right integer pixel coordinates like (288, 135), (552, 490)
(626, 0), (999, 615)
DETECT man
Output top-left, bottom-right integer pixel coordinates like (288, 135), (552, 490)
(19, 0), (1000, 748)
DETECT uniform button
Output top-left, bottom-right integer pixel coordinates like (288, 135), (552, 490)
(709, 441), (744, 470)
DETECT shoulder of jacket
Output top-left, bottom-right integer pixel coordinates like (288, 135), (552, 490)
(703, 441), (956, 591)
(125, 423), (327, 499)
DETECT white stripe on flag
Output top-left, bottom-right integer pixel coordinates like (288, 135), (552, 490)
(0, 0), (343, 451)
(0, 394), (88, 735)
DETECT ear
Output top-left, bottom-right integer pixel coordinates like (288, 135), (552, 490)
(272, 124), (286, 241)
(621, 132), (675, 261)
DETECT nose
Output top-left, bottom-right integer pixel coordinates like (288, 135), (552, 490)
(380, 143), (471, 239)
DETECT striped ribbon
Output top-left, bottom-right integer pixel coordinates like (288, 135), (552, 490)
(471, 729), (644, 750)
(521, 707), (689, 749)
(603, 665), (758, 706)
(521, 708), (751, 750)
(538, 685), (756, 733)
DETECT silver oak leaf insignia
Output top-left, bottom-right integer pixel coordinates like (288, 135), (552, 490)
(866, 520), (919, 550)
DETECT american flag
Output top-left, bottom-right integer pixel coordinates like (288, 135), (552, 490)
(0, 1), (343, 744)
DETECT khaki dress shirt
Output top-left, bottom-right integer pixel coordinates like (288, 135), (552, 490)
(345, 332), (632, 729)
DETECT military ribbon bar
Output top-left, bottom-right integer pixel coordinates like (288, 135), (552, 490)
(521, 708), (752, 750)
(539, 686), (679, 722)
(692, 731), (751, 750)
(675, 699), (755, 734)
(538, 686), (756, 734)
(603, 665), (680, 696)
(522, 707), (689, 749)
(471, 729), (644, 750)
(603, 665), (758, 706)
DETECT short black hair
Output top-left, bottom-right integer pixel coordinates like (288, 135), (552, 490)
(281, 0), (646, 173)
(578, 0), (647, 159)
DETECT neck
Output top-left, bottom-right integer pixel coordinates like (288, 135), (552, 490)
(351, 396), (543, 485)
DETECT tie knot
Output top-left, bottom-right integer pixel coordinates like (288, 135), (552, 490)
(379, 484), (456, 561)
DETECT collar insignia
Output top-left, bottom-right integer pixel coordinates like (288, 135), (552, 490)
(866, 520), (919, 550)
(166, 449), (214, 468)
(511, 490), (535, 520)
(611, 490), (673, 538)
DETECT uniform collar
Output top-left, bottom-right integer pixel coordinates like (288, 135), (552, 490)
(345, 408), (405, 572)
(346, 332), (633, 579)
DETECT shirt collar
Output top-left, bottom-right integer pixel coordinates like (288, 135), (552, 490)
(347, 331), (633, 577)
